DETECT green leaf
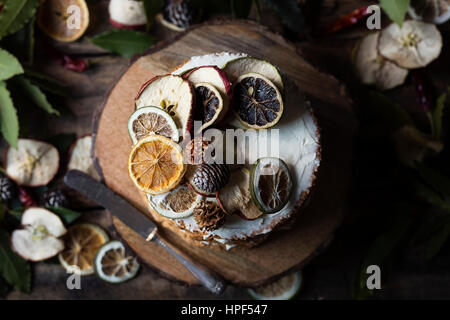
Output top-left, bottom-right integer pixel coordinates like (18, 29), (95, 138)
(13, 76), (60, 115)
(410, 213), (450, 262)
(416, 163), (450, 201)
(27, 16), (35, 65)
(262, 0), (306, 33)
(354, 214), (414, 299)
(142, 0), (164, 30)
(0, 0), (38, 39)
(91, 29), (156, 59)
(47, 207), (81, 225)
(433, 93), (447, 140)
(24, 68), (68, 97)
(0, 48), (23, 81)
(0, 227), (31, 293)
(413, 177), (450, 211)
(379, 0), (410, 26)
(0, 81), (19, 148)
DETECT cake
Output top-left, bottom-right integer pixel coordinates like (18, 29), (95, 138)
(127, 52), (321, 250)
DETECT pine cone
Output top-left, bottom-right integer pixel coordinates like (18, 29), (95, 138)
(0, 173), (16, 203)
(194, 200), (226, 231)
(41, 189), (69, 208)
(192, 163), (229, 194)
(163, 0), (196, 30)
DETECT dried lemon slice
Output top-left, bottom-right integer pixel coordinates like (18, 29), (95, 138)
(128, 106), (179, 144)
(58, 223), (109, 275)
(233, 73), (284, 129)
(128, 135), (186, 195)
(37, 0), (90, 42)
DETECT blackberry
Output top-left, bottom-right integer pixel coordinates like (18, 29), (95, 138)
(0, 173), (16, 203)
(41, 189), (69, 208)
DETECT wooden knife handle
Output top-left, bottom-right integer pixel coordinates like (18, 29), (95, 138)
(152, 235), (226, 295)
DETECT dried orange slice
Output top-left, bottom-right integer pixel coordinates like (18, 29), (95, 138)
(37, 0), (90, 42)
(128, 135), (186, 195)
(58, 223), (109, 275)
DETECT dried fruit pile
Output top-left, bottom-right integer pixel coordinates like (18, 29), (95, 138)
(128, 52), (299, 236)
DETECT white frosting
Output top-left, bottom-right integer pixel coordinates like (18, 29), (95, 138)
(147, 52), (321, 249)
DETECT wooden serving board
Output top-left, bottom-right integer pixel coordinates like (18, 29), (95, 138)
(93, 20), (355, 287)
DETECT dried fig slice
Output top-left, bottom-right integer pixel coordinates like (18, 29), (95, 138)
(135, 75), (195, 139)
(233, 73), (284, 129)
(216, 168), (263, 220)
(128, 106), (179, 144)
(194, 83), (224, 131)
(354, 32), (409, 90)
(5, 139), (59, 187)
(378, 20), (442, 69)
(11, 208), (66, 261)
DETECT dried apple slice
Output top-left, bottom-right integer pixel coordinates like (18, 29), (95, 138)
(135, 75), (194, 139)
(408, 0), (450, 24)
(224, 57), (284, 92)
(378, 20), (442, 69)
(217, 168), (263, 220)
(184, 66), (232, 122)
(109, 0), (147, 29)
(194, 83), (224, 131)
(233, 73), (284, 129)
(128, 106), (179, 144)
(68, 135), (100, 180)
(11, 208), (66, 261)
(354, 32), (409, 90)
(147, 184), (202, 219)
(5, 139), (59, 187)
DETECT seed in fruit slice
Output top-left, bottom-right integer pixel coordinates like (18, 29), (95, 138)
(94, 241), (140, 283)
(147, 184), (202, 219)
(5, 139), (59, 187)
(248, 271), (302, 300)
(194, 83), (224, 131)
(233, 73), (284, 129)
(11, 208), (67, 262)
(184, 66), (232, 122)
(135, 75), (194, 139)
(128, 135), (186, 195)
(37, 0), (89, 42)
(58, 223), (109, 275)
(109, 0), (147, 29)
(224, 57), (284, 91)
(128, 106), (179, 144)
(250, 157), (292, 214)
(68, 135), (100, 180)
(217, 168), (263, 220)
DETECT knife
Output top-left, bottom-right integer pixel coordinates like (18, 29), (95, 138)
(64, 169), (225, 295)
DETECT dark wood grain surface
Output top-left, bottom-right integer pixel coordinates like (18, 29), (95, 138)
(5, 0), (450, 299)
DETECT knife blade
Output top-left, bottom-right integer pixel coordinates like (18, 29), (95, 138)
(64, 169), (156, 240)
(64, 170), (226, 294)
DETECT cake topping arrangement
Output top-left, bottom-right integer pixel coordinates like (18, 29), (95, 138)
(127, 51), (320, 249)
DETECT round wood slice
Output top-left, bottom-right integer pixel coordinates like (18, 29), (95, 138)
(93, 20), (355, 287)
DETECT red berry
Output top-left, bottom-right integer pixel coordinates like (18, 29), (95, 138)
(18, 187), (36, 207)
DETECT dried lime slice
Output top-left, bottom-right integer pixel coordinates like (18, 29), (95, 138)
(247, 271), (302, 300)
(194, 83), (224, 131)
(147, 184), (202, 219)
(250, 157), (292, 214)
(94, 241), (140, 284)
(233, 73), (284, 129)
(128, 106), (179, 144)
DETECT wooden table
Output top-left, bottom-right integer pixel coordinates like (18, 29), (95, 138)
(6, 0), (450, 299)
